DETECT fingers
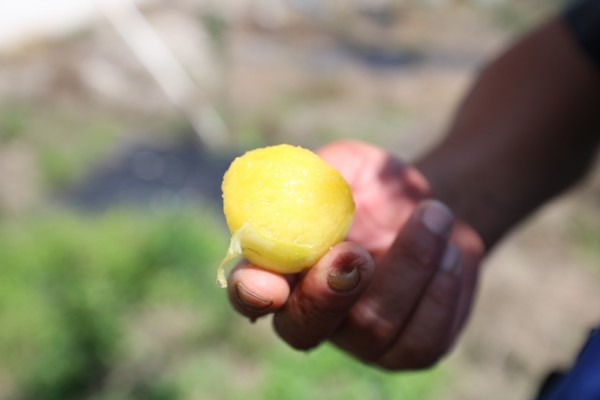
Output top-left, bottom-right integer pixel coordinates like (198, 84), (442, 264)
(376, 244), (461, 369)
(332, 200), (456, 361)
(227, 263), (291, 321)
(273, 242), (375, 351)
(227, 197), (480, 371)
(448, 220), (485, 344)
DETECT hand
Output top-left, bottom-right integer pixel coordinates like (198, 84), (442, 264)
(227, 140), (484, 370)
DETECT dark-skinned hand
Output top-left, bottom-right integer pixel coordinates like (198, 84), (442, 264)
(227, 140), (484, 370)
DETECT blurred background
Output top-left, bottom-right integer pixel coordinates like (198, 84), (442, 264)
(2, 0), (600, 399)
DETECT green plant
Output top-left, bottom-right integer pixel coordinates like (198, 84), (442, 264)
(0, 208), (444, 400)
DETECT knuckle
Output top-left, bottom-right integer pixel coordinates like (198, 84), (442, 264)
(273, 314), (320, 351)
(404, 348), (442, 370)
(401, 337), (446, 369)
(394, 230), (442, 272)
(274, 293), (340, 351)
(405, 238), (439, 269)
(294, 292), (340, 324)
(283, 334), (320, 351)
(428, 274), (457, 309)
(376, 324), (452, 370)
(351, 302), (399, 346)
(378, 346), (443, 371)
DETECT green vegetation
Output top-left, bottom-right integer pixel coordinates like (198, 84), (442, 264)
(0, 208), (444, 400)
(0, 101), (190, 192)
(570, 211), (600, 270)
(0, 101), (124, 190)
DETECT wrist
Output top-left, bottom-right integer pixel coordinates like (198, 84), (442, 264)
(415, 148), (500, 251)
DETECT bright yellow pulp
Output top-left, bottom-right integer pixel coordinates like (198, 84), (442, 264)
(217, 144), (355, 287)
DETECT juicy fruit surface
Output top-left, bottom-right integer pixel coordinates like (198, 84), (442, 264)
(218, 144), (354, 286)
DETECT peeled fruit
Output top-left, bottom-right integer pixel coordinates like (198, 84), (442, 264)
(217, 144), (355, 287)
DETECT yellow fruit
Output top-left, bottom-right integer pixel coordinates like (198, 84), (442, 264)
(217, 144), (355, 287)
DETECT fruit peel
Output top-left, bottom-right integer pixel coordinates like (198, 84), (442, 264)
(217, 144), (354, 288)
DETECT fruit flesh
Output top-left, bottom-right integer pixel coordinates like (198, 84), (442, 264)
(217, 144), (354, 287)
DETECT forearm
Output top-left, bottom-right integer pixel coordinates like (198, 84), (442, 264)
(417, 17), (600, 249)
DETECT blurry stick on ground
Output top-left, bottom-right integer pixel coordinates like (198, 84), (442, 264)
(93, 0), (230, 150)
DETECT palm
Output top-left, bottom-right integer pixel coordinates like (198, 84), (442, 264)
(320, 141), (484, 346)
(318, 141), (430, 258)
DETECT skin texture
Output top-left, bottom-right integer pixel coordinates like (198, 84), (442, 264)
(227, 16), (600, 370)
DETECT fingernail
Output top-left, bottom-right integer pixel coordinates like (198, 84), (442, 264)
(441, 244), (460, 274)
(328, 266), (360, 292)
(235, 283), (273, 311)
(418, 200), (454, 238)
